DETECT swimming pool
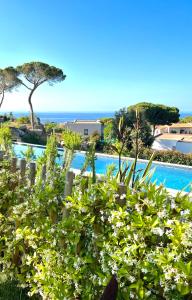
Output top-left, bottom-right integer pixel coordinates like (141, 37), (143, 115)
(13, 143), (192, 192)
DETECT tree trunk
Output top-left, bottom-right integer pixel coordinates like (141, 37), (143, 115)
(152, 124), (156, 136)
(118, 152), (121, 179)
(28, 89), (35, 130)
(132, 112), (139, 188)
(0, 90), (5, 109)
(132, 129), (139, 188)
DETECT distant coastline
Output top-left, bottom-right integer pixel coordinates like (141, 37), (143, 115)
(1, 111), (191, 124)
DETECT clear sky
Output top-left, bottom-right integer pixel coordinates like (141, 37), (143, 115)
(0, 0), (192, 112)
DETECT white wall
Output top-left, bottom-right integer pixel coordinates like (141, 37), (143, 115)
(152, 139), (178, 151)
(65, 123), (103, 137)
(152, 139), (192, 153)
(176, 141), (192, 153)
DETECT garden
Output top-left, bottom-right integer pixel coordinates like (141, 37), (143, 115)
(0, 123), (192, 300)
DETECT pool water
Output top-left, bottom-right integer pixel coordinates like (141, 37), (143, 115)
(13, 143), (192, 192)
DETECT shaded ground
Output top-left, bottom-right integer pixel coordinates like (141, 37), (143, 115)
(0, 281), (40, 300)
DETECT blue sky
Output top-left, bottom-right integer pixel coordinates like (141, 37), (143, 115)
(0, 0), (192, 112)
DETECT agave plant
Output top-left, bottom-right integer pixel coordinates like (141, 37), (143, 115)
(80, 142), (97, 183)
(62, 129), (82, 171)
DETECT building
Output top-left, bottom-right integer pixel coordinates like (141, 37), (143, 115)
(155, 123), (192, 136)
(153, 123), (192, 153)
(64, 120), (104, 137)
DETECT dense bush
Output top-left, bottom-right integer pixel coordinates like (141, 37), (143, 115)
(180, 116), (192, 123)
(133, 148), (192, 166)
(0, 280), (39, 300)
(0, 132), (192, 299)
(0, 153), (192, 299)
(22, 131), (46, 145)
(0, 126), (12, 152)
(16, 116), (31, 124)
(44, 122), (57, 134)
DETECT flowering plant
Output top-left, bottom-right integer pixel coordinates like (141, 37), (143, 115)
(0, 134), (192, 299)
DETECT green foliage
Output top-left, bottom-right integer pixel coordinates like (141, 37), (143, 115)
(104, 120), (113, 141)
(0, 125), (12, 153)
(0, 280), (39, 300)
(44, 122), (57, 133)
(16, 116), (30, 124)
(180, 116), (192, 123)
(44, 134), (58, 170)
(81, 142), (97, 183)
(21, 146), (36, 162)
(90, 130), (100, 143)
(112, 107), (154, 149)
(136, 148), (192, 166)
(100, 117), (113, 125)
(22, 132), (46, 145)
(0, 128), (192, 299)
(0, 67), (20, 108)
(62, 129), (82, 151)
(128, 102), (180, 133)
(16, 62), (66, 129)
(0, 158), (192, 299)
(17, 62), (66, 85)
(62, 129), (82, 172)
(89, 130), (103, 151)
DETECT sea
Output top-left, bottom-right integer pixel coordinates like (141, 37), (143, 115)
(3, 111), (192, 124)
(11, 112), (115, 124)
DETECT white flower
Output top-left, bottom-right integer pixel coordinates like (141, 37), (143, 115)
(50, 228), (55, 233)
(81, 207), (87, 213)
(174, 274), (181, 283)
(65, 202), (73, 209)
(141, 268), (148, 273)
(152, 227), (164, 236)
(166, 219), (174, 225)
(135, 203), (141, 212)
(130, 291), (135, 298)
(128, 275), (135, 283)
(116, 222), (123, 228)
(157, 210), (167, 218)
(145, 290), (151, 296)
(120, 194), (126, 200)
(181, 209), (190, 216)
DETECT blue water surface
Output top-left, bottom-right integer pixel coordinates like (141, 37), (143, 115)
(13, 143), (192, 192)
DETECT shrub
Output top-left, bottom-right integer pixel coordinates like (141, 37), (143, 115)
(16, 116), (30, 124)
(134, 148), (192, 166)
(0, 126), (12, 153)
(0, 156), (192, 298)
(22, 132), (46, 145)
(61, 129), (82, 151)
(0, 134), (192, 299)
(44, 122), (57, 134)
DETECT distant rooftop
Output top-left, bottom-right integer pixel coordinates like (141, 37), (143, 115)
(66, 119), (101, 124)
(158, 123), (192, 129)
